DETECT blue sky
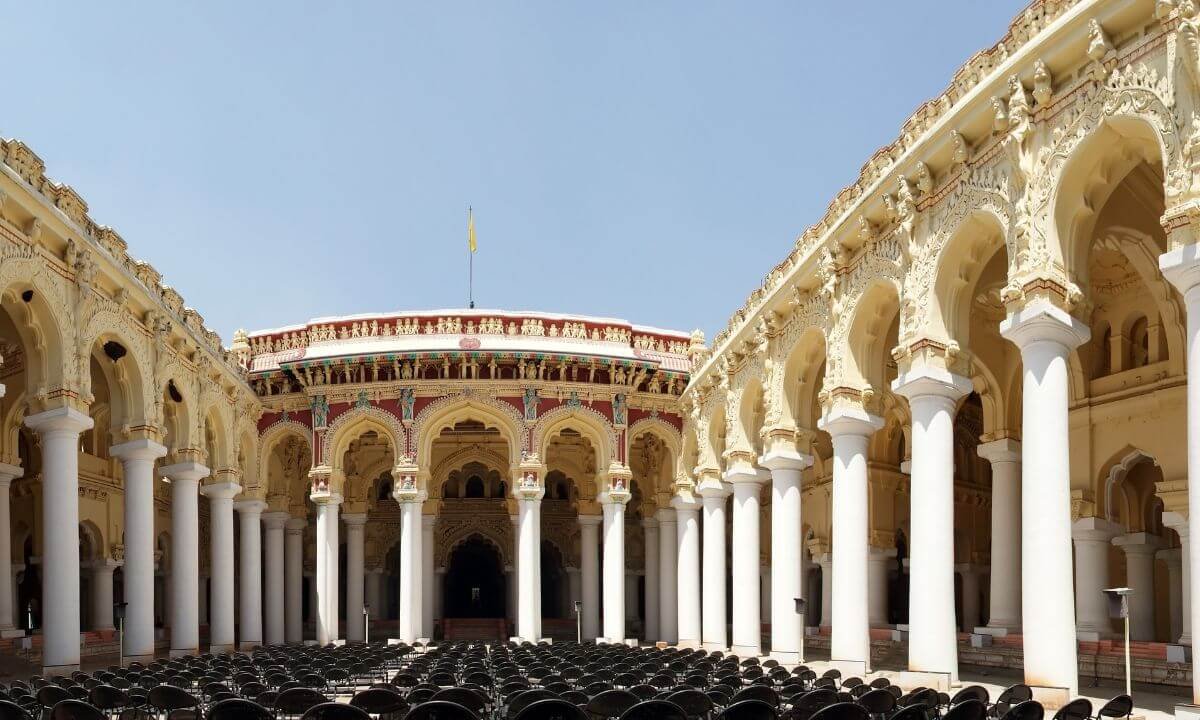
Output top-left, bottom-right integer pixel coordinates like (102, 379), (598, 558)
(5, 2), (1024, 341)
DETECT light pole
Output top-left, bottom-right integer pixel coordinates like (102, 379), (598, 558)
(363, 604), (370, 645)
(114, 601), (128, 667)
(574, 600), (583, 644)
(794, 597), (807, 665)
(1102, 587), (1133, 698)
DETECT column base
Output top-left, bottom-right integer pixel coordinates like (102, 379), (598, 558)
(238, 641), (261, 651)
(1176, 704), (1200, 720)
(123, 653), (155, 667)
(676, 639), (701, 649)
(1168, 644), (1191, 663)
(702, 641), (728, 652)
(826, 659), (868, 677)
(42, 663), (80, 678)
(209, 643), (234, 654)
(169, 647), (198, 657)
(730, 643), (761, 657)
(0, 629), (24, 639)
(1075, 629), (1115, 642)
(895, 671), (951, 692)
(1027, 686), (1071, 711)
(770, 650), (802, 664)
(972, 625), (1015, 637)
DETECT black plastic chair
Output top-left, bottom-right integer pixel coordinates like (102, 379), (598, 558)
(274, 689), (329, 718)
(429, 690), (485, 717)
(717, 700), (778, 720)
(512, 699), (589, 720)
(585, 691), (639, 720)
(858, 689), (896, 718)
(400, 701), (480, 720)
(0, 701), (33, 720)
(1094, 696), (1132, 720)
(950, 688), (989, 707)
(810, 703), (869, 720)
(990, 687), (1032, 720)
(299, 703), (371, 720)
(731, 687), (778, 709)
(508, 690), (559, 719)
(47, 701), (105, 720)
(618, 700), (687, 720)
(885, 706), (927, 720)
(666, 689), (713, 719)
(208, 699), (273, 720)
(350, 689), (409, 718)
(997, 701), (1044, 720)
(1051, 699), (1092, 720)
(944, 700), (988, 720)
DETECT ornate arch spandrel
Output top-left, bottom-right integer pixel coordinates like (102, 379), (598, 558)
(323, 404), (406, 470)
(435, 518), (512, 567)
(412, 393), (526, 463)
(531, 404), (618, 470)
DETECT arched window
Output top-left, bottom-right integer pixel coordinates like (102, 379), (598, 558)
(465, 475), (485, 498)
(556, 481), (569, 500)
(376, 476), (393, 501)
(1129, 316), (1150, 368)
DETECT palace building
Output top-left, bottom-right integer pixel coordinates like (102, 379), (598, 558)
(4, 0), (1200, 711)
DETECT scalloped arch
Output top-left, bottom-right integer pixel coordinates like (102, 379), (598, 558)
(323, 405), (406, 470)
(531, 404), (617, 470)
(413, 394), (526, 464)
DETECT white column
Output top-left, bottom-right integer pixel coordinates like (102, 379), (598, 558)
(1074, 518), (1120, 638)
(24, 407), (92, 673)
(110, 439), (167, 661)
(976, 439), (1022, 633)
(700, 485), (730, 650)
(162, 462), (206, 656)
(91, 561), (117, 631)
(656, 507), (678, 643)
(674, 496), (701, 648)
(396, 498), (423, 643)
(1162, 548), (1184, 644)
(1113, 532), (1161, 641)
(1164, 512), (1192, 644)
(284, 517), (306, 643)
(579, 516), (601, 640)
(1161, 242), (1200, 703)
(516, 491), (543, 641)
(818, 407), (883, 670)
(957, 564), (981, 632)
(0, 464), (19, 635)
(763, 452), (810, 662)
(202, 480), (241, 653)
(343, 513), (367, 643)
(817, 553), (833, 628)
(642, 519), (659, 643)
(262, 512), (288, 645)
(421, 515), (435, 639)
(868, 548), (893, 627)
(601, 497), (628, 641)
(235, 499), (265, 649)
(894, 367), (970, 682)
(1001, 300), (1089, 696)
(313, 493), (341, 645)
(727, 468), (765, 657)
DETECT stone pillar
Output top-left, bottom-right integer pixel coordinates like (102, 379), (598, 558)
(894, 367), (971, 682)
(976, 439), (1022, 633)
(0, 464), (20, 635)
(516, 491), (543, 642)
(957, 564), (981, 632)
(817, 407), (883, 670)
(91, 560), (118, 631)
(110, 439), (167, 661)
(817, 553), (833, 628)
(343, 513), (367, 643)
(1000, 300), (1089, 696)
(656, 507), (678, 643)
(868, 548), (893, 627)
(202, 481), (241, 653)
(700, 484), (730, 650)
(313, 493), (341, 645)
(284, 517), (306, 643)
(642, 519), (659, 643)
(24, 407), (93, 673)
(1072, 517), (1120, 639)
(1113, 532), (1161, 642)
(727, 467), (766, 657)
(763, 451), (811, 662)
(262, 512), (288, 645)
(674, 496), (702, 648)
(1164, 512), (1192, 644)
(421, 515), (435, 639)
(397, 497), (423, 643)
(579, 516), (601, 641)
(1161, 548), (1184, 643)
(162, 462), (207, 656)
(602, 495), (628, 641)
(235, 500), (265, 649)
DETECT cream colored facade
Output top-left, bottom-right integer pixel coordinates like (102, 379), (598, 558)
(2, 0), (1200, 709)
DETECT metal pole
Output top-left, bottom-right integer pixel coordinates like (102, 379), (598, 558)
(118, 616), (124, 667)
(799, 608), (806, 664)
(1124, 610), (1132, 698)
(364, 606), (370, 645)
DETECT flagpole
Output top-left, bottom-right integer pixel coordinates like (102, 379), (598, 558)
(468, 206), (475, 309)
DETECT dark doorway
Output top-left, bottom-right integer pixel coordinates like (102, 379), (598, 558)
(444, 536), (505, 618)
(540, 541), (565, 619)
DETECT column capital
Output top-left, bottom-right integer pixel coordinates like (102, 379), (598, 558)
(110, 439), (168, 463)
(200, 481), (242, 500)
(642, 517), (658, 530)
(654, 507), (676, 524)
(999, 299), (1090, 351)
(0, 463), (22, 485)
(285, 517), (307, 534)
(1159, 243), (1200, 295)
(310, 490), (343, 506)
(670, 494), (701, 512)
(1112, 531), (1163, 555)
(1157, 546), (1183, 564)
(977, 438), (1021, 463)
(234, 499), (267, 515)
(160, 461), (210, 485)
(23, 406), (93, 435)
(891, 366), (972, 403)
(578, 514), (602, 527)
(817, 406), (884, 438)
(758, 450), (813, 472)
(1071, 516), (1121, 543)
(1163, 510), (1189, 536)
(262, 511), (290, 530)
(342, 512), (368, 527)
(723, 467), (765, 485)
(698, 481), (731, 500)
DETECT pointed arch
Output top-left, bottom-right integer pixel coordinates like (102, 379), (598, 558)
(532, 404), (617, 471)
(324, 405), (405, 473)
(413, 395), (525, 466)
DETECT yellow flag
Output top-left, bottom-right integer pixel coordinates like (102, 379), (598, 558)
(468, 207), (477, 253)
